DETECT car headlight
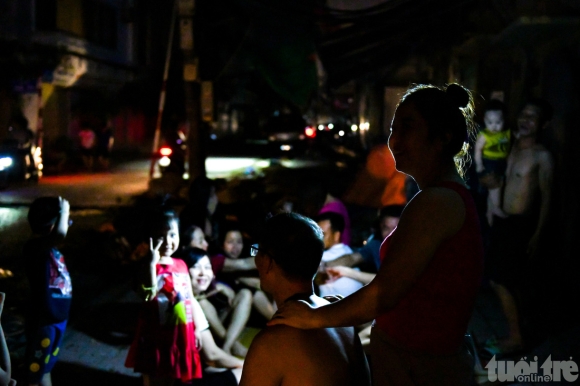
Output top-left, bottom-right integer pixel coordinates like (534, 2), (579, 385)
(0, 157), (13, 171)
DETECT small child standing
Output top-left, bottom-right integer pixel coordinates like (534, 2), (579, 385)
(474, 99), (512, 225)
(23, 196), (73, 386)
(125, 209), (204, 385)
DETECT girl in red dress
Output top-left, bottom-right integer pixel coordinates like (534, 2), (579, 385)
(126, 210), (203, 386)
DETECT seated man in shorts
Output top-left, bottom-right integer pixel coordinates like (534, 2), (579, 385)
(239, 212), (370, 386)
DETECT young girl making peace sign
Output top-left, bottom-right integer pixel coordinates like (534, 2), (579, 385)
(125, 209), (204, 385)
(125, 209), (243, 386)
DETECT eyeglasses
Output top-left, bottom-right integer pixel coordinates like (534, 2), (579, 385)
(250, 244), (260, 257)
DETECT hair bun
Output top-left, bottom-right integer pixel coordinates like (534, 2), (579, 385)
(446, 83), (470, 109)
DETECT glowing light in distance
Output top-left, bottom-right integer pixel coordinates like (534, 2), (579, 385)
(159, 156), (171, 167)
(159, 146), (173, 156)
(328, 123), (334, 129)
(339, 130), (345, 136)
(0, 157), (13, 170)
(280, 144), (292, 151)
(304, 127), (316, 138)
(318, 125), (324, 130)
(351, 124), (358, 131)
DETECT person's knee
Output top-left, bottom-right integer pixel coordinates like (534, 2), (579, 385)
(235, 288), (252, 306)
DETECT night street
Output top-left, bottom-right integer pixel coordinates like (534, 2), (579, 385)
(0, 153), (340, 385)
(2, 0), (580, 385)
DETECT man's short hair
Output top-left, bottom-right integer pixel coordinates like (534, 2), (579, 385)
(260, 212), (324, 282)
(315, 212), (345, 234)
(28, 196), (61, 235)
(525, 97), (553, 126)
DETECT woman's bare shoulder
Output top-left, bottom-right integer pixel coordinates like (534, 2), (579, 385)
(398, 186), (466, 236)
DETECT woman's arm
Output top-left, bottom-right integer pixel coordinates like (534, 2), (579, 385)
(215, 282), (236, 303)
(223, 257), (256, 272)
(324, 252), (364, 268)
(236, 277), (261, 290)
(269, 187), (466, 329)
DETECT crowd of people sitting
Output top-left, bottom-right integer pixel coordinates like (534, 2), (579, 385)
(9, 81), (558, 386)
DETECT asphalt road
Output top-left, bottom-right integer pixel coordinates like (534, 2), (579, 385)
(0, 159), (150, 208)
(0, 160), (151, 384)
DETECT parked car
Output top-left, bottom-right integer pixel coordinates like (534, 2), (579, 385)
(262, 113), (315, 157)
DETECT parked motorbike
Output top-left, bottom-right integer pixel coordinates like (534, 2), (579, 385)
(154, 129), (187, 179)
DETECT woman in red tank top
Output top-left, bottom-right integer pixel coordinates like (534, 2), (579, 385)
(270, 83), (484, 386)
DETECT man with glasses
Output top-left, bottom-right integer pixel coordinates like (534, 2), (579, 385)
(240, 212), (370, 386)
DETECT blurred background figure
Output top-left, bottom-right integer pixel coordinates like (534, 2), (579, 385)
(78, 123), (96, 171)
(6, 114), (36, 181)
(96, 118), (114, 171)
(342, 136), (408, 246)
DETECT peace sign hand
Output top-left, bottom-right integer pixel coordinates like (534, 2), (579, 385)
(149, 237), (163, 265)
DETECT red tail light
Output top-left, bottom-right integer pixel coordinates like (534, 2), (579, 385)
(305, 127), (316, 138)
(159, 146), (173, 156)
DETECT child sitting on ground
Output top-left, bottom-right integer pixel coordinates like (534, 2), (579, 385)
(23, 196), (73, 386)
(181, 247), (251, 358)
(474, 99), (512, 225)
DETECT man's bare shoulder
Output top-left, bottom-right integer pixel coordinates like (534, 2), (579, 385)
(255, 322), (355, 349)
(254, 324), (302, 342)
(245, 324), (369, 386)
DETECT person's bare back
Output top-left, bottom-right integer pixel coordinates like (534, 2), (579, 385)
(241, 212), (370, 386)
(240, 296), (370, 386)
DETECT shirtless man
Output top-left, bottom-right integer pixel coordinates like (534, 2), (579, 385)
(239, 212), (370, 386)
(486, 98), (554, 354)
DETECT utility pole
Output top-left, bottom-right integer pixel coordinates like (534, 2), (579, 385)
(149, 0), (177, 180)
(178, 0), (206, 181)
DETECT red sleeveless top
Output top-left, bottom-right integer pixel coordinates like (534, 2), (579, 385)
(374, 182), (484, 355)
